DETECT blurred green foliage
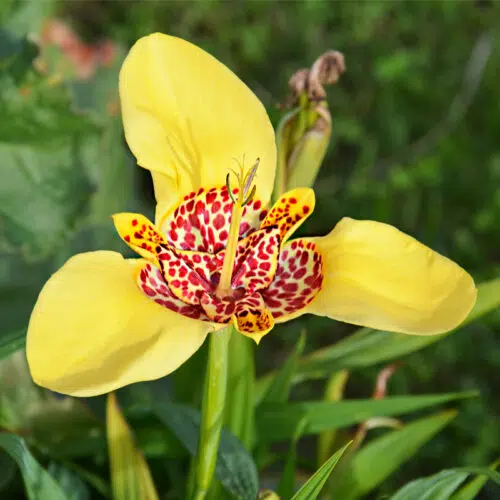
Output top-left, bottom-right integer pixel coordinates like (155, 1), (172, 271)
(1, 0), (500, 498)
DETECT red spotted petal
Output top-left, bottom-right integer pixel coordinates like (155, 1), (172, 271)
(261, 188), (314, 244)
(262, 239), (323, 319)
(229, 226), (280, 293)
(137, 262), (209, 320)
(113, 213), (167, 261)
(200, 292), (237, 323)
(155, 245), (212, 305)
(159, 186), (268, 253)
(233, 292), (274, 338)
(174, 249), (224, 284)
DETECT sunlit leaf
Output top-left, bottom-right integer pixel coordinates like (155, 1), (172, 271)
(106, 393), (158, 500)
(256, 391), (475, 443)
(290, 441), (351, 500)
(0, 433), (67, 500)
(330, 411), (457, 499)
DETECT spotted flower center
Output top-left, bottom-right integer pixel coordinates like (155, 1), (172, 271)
(113, 185), (323, 339)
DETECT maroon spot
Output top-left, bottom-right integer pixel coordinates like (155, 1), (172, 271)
(220, 230), (228, 241)
(211, 200), (222, 214)
(124, 235), (130, 242)
(142, 286), (155, 297)
(303, 205), (310, 214)
(207, 192), (217, 204)
(213, 213), (225, 230)
(289, 197), (297, 204)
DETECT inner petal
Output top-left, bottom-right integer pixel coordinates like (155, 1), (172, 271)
(261, 188), (315, 244)
(233, 292), (274, 341)
(137, 262), (209, 321)
(229, 226), (280, 293)
(155, 244), (212, 305)
(159, 186), (268, 253)
(261, 239), (323, 320)
(200, 292), (238, 324)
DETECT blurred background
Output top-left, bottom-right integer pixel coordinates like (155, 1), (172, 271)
(1, 0), (499, 498)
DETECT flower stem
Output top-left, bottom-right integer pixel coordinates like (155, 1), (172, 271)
(192, 324), (232, 500)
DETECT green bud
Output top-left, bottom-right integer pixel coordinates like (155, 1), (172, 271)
(273, 51), (344, 199)
(258, 490), (281, 500)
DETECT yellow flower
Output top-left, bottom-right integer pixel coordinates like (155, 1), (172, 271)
(27, 34), (477, 397)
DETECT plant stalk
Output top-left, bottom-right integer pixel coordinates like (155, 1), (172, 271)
(192, 325), (232, 500)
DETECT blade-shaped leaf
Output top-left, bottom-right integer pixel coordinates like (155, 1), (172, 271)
(290, 441), (351, 500)
(47, 464), (90, 500)
(391, 469), (469, 500)
(260, 331), (305, 405)
(278, 417), (308, 499)
(0, 329), (26, 363)
(451, 459), (500, 500)
(257, 391), (475, 443)
(0, 433), (67, 500)
(154, 402), (258, 500)
(391, 466), (500, 500)
(257, 278), (500, 386)
(330, 411), (457, 500)
(106, 394), (158, 500)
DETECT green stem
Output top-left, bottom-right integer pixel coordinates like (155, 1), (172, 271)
(192, 325), (232, 500)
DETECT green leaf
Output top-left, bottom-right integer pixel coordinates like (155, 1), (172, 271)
(260, 331), (305, 404)
(330, 411), (457, 500)
(154, 402), (259, 500)
(451, 459), (500, 500)
(290, 441), (351, 500)
(0, 329), (26, 362)
(106, 394), (159, 500)
(0, 433), (68, 500)
(293, 278), (500, 381)
(277, 417), (308, 499)
(391, 466), (500, 500)
(256, 391), (475, 443)
(48, 463), (90, 500)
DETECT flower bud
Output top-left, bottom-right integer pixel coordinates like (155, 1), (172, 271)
(274, 51), (344, 197)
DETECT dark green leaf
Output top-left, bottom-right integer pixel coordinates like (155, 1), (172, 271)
(278, 417), (308, 499)
(48, 464), (90, 500)
(330, 411), (457, 499)
(0, 329), (26, 361)
(256, 392), (475, 443)
(293, 278), (500, 381)
(391, 466), (500, 500)
(451, 459), (500, 500)
(154, 402), (258, 500)
(260, 331), (305, 405)
(0, 433), (67, 500)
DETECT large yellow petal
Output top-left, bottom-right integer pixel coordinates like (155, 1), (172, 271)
(27, 251), (210, 397)
(305, 218), (477, 334)
(119, 33), (277, 219)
